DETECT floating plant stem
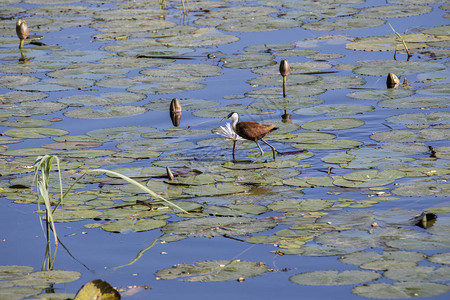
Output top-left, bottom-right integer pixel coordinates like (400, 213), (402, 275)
(388, 22), (412, 59)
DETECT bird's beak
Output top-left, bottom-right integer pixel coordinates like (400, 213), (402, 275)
(221, 117), (227, 122)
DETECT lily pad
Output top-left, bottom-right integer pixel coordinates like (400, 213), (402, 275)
(268, 198), (333, 212)
(384, 266), (450, 281)
(347, 88), (415, 100)
(353, 282), (450, 298)
(354, 60), (445, 76)
(4, 127), (69, 139)
(64, 106), (147, 119)
(428, 252), (450, 265)
(290, 270), (381, 286)
(294, 104), (373, 116)
(102, 218), (166, 233)
(156, 260), (269, 282)
(371, 129), (450, 143)
(392, 179), (449, 197)
(378, 96), (449, 109)
(302, 118), (365, 131)
(161, 216), (276, 237)
(303, 18), (385, 31)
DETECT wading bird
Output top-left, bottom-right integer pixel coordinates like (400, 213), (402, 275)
(222, 112), (277, 159)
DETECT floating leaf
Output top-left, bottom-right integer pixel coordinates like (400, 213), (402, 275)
(428, 252), (450, 265)
(268, 198), (333, 212)
(378, 96), (449, 109)
(302, 118), (364, 131)
(303, 18), (385, 31)
(156, 260), (268, 282)
(371, 129), (450, 143)
(294, 104), (373, 117)
(353, 282), (450, 298)
(161, 216), (276, 237)
(290, 270), (381, 286)
(354, 60), (445, 76)
(384, 266), (450, 281)
(392, 180), (449, 197)
(64, 105), (146, 119)
(347, 88), (414, 100)
(74, 279), (120, 300)
(4, 127), (69, 139)
(102, 218), (166, 233)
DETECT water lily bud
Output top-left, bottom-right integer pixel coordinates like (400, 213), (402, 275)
(279, 59), (290, 77)
(386, 72), (399, 88)
(170, 98), (182, 113)
(16, 19), (29, 40)
(16, 19), (29, 49)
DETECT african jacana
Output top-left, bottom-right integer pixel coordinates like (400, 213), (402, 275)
(223, 112), (278, 159)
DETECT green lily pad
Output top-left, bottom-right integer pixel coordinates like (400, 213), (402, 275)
(203, 204), (267, 217)
(290, 270), (381, 286)
(11, 270), (81, 286)
(74, 279), (120, 300)
(371, 129), (450, 143)
(0, 91), (48, 104)
(4, 127), (69, 139)
(156, 260), (269, 282)
(63, 105), (147, 119)
(58, 92), (145, 106)
(340, 250), (425, 270)
(353, 60), (445, 76)
(1, 101), (68, 117)
(392, 180), (449, 197)
(302, 118), (364, 130)
(102, 218), (166, 233)
(303, 17), (385, 31)
(0, 75), (40, 88)
(50, 209), (103, 222)
(357, 4), (433, 18)
(0, 118), (52, 128)
(158, 27), (239, 47)
(294, 104), (373, 116)
(428, 252), (450, 265)
(161, 216), (276, 237)
(417, 83), (450, 95)
(293, 138), (363, 150)
(384, 266), (450, 281)
(386, 112), (450, 127)
(87, 126), (156, 140)
(183, 183), (249, 197)
(0, 265), (34, 280)
(353, 282), (450, 298)
(222, 54), (275, 69)
(347, 88), (414, 100)
(268, 198), (333, 212)
(379, 96), (449, 109)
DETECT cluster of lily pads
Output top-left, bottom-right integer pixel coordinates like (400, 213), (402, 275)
(0, 0), (449, 299)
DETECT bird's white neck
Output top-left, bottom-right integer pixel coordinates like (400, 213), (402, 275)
(230, 113), (239, 131)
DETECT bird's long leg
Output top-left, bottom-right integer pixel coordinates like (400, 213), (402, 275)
(254, 141), (264, 156)
(232, 140), (236, 161)
(261, 138), (276, 159)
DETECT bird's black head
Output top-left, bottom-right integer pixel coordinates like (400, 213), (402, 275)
(226, 112), (235, 119)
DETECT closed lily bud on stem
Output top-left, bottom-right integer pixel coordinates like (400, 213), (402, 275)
(386, 72), (400, 88)
(16, 19), (29, 49)
(169, 98), (182, 126)
(280, 59), (290, 98)
(279, 59), (290, 77)
(170, 98), (182, 113)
